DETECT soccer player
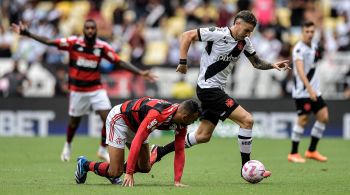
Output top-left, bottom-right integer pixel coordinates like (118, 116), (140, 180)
(11, 19), (157, 162)
(74, 97), (200, 187)
(150, 10), (290, 177)
(287, 21), (328, 163)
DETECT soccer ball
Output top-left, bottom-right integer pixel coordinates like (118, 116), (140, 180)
(242, 160), (266, 184)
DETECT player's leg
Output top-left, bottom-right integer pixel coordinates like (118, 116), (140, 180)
(227, 105), (254, 167)
(61, 91), (90, 161)
(288, 114), (308, 163)
(126, 143), (151, 173)
(151, 120), (216, 165)
(61, 116), (81, 162)
(90, 89), (112, 162)
(305, 98), (328, 162)
(96, 109), (111, 162)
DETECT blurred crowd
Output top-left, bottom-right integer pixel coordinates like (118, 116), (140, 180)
(0, 0), (349, 99)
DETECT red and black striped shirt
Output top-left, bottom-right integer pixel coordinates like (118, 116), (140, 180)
(119, 97), (187, 182)
(54, 36), (120, 92)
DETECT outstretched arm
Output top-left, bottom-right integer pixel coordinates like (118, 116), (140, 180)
(116, 60), (157, 82)
(176, 29), (200, 74)
(11, 22), (56, 46)
(247, 54), (290, 71)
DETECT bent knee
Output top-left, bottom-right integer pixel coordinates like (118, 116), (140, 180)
(241, 114), (254, 129)
(196, 132), (212, 143)
(108, 168), (123, 178)
(138, 165), (151, 173)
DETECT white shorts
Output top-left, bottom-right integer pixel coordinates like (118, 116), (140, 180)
(106, 104), (149, 149)
(69, 89), (112, 116)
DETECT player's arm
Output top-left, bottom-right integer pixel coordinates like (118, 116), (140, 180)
(11, 22), (56, 46)
(123, 111), (161, 187)
(176, 29), (200, 74)
(173, 127), (188, 187)
(103, 45), (157, 82)
(247, 54), (290, 71)
(295, 59), (317, 101)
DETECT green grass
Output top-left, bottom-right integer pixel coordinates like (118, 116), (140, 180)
(0, 137), (349, 195)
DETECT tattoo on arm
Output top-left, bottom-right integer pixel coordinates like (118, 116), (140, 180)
(248, 55), (274, 70)
(117, 60), (142, 75)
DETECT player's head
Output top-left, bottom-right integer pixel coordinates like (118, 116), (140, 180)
(232, 10), (257, 40)
(83, 19), (97, 45)
(301, 21), (315, 44)
(175, 99), (201, 126)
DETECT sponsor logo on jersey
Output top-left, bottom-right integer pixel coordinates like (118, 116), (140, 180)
(93, 49), (101, 56)
(217, 54), (239, 62)
(76, 57), (98, 68)
(147, 119), (158, 130)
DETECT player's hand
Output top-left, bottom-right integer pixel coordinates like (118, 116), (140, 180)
(140, 70), (158, 83)
(176, 64), (188, 74)
(122, 174), (134, 187)
(272, 60), (290, 71)
(174, 181), (189, 187)
(11, 21), (30, 36)
(308, 89), (318, 101)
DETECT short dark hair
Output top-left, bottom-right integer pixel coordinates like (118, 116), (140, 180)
(84, 19), (96, 26)
(302, 21), (315, 28)
(181, 99), (201, 115)
(234, 10), (257, 27)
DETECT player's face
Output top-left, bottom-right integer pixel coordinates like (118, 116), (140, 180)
(181, 112), (199, 126)
(302, 26), (315, 44)
(83, 21), (97, 40)
(235, 20), (255, 40)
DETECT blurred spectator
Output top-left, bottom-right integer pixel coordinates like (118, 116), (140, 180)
(216, 0), (235, 27)
(0, 24), (13, 58)
(171, 76), (195, 99)
(192, 0), (218, 26)
(0, 60), (30, 97)
(253, 0), (275, 27)
(54, 66), (68, 96)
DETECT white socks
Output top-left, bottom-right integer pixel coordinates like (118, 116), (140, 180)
(311, 121), (326, 138)
(237, 128), (252, 154)
(185, 131), (197, 148)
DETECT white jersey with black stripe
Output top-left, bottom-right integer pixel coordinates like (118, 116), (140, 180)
(197, 26), (256, 89)
(292, 41), (321, 98)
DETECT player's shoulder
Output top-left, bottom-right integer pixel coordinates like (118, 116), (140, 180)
(96, 38), (113, 49)
(293, 41), (306, 53)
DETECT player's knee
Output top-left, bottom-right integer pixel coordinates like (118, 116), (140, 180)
(241, 114), (254, 129)
(108, 167), (123, 178)
(138, 165), (151, 173)
(197, 132), (212, 143)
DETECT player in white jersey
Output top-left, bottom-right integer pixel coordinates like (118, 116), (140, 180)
(288, 21), (329, 163)
(150, 10), (290, 178)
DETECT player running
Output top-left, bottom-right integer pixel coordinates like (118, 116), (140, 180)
(11, 19), (157, 162)
(287, 21), (329, 163)
(150, 10), (290, 177)
(74, 97), (200, 187)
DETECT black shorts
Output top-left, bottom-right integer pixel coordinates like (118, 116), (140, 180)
(294, 96), (327, 116)
(196, 86), (239, 125)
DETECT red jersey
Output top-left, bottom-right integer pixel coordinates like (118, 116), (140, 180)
(54, 36), (120, 92)
(120, 97), (187, 182)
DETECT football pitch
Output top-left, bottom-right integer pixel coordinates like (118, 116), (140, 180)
(1, 136), (349, 195)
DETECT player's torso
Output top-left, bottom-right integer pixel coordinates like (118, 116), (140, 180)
(198, 27), (247, 89)
(292, 41), (321, 98)
(67, 38), (105, 91)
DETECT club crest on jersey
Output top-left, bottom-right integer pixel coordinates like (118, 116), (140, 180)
(77, 47), (84, 52)
(93, 49), (101, 56)
(237, 41), (244, 50)
(225, 98), (234, 108)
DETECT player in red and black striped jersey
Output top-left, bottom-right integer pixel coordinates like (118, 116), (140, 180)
(11, 20), (157, 162)
(74, 97), (200, 187)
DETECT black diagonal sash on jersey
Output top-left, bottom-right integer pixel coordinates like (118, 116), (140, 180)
(204, 40), (246, 81)
(303, 68), (316, 89)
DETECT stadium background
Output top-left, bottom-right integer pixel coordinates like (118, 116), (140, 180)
(0, 0), (349, 139)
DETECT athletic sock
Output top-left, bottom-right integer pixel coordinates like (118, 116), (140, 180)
(308, 136), (319, 152)
(238, 128), (252, 166)
(184, 131), (197, 148)
(291, 141), (300, 154)
(157, 141), (175, 161)
(84, 161), (110, 177)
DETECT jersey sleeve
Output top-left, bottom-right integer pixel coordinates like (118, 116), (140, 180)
(125, 110), (162, 175)
(102, 43), (121, 63)
(293, 45), (304, 61)
(54, 36), (77, 51)
(243, 37), (256, 57)
(173, 127), (187, 183)
(197, 27), (224, 42)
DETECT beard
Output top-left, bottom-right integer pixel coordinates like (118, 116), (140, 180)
(84, 33), (96, 46)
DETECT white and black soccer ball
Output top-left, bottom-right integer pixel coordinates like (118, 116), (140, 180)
(242, 160), (266, 184)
